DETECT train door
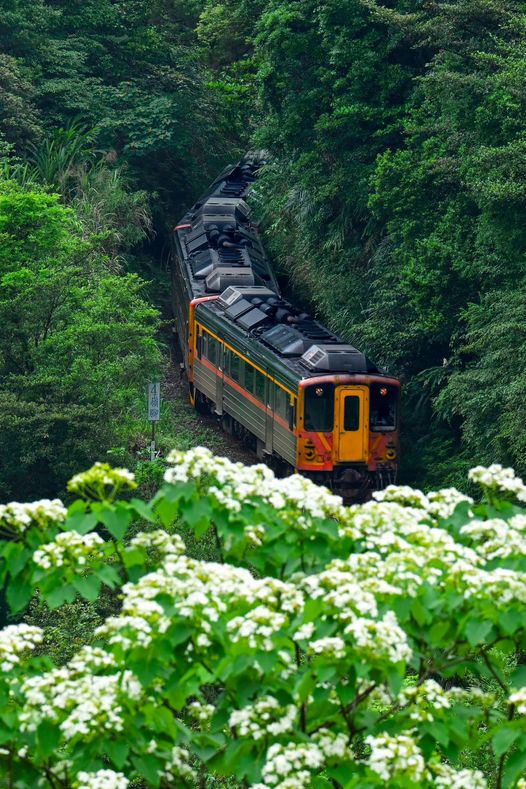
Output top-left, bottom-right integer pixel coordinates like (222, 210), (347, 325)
(335, 386), (368, 462)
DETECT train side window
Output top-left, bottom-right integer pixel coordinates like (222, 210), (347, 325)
(255, 371), (266, 402)
(304, 383), (335, 431)
(289, 399), (296, 431)
(208, 335), (217, 366)
(275, 387), (288, 420)
(245, 363), (255, 394)
(231, 352), (240, 382)
(343, 396), (360, 431)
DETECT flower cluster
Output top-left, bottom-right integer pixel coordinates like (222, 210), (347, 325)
(161, 745), (196, 784)
(373, 484), (473, 521)
(257, 732), (352, 788)
(0, 624), (43, 671)
(469, 463), (526, 501)
(19, 647), (142, 740)
(68, 463), (136, 499)
(509, 686), (526, 714)
(397, 680), (451, 723)
(344, 611), (412, 664)
(74, 770), (129, 789)
(431, 762), (487, 788)
(129, 529), (185, 558)
(165, 447), (345, 522)
(97, 555), (302, 654)
(0, 498), (66, 536)
(229, 696), (297, 740)
(33, 531), (104, 569)
(460, 517), (526, 559)
(188, 700), (215, 724)
(365, 732), (425, 783)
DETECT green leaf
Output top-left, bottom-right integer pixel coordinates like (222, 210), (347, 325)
(72, 574), (101, 601)
(107, 740), (130, 768)
(492, 726), (520, 758)
(6, 581), (33, 614)
(99, 503), (132, 540)
(36, 720), (61, 757)
(130, 498), (156, 523)
(465, 618), (493, 646)
(132, 754), (161, 785)
(65, 511), (98, 535)
(45, 583), (76, 608)
(510, 664), (526, 689)
(503, 748), (526, 787)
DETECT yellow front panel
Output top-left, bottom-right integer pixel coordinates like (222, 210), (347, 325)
(335, 386), (368, 462)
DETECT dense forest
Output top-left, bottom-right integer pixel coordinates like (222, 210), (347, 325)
(2, 0), (526, 498)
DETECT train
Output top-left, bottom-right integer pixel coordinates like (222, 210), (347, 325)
(170, 154), (400, 497)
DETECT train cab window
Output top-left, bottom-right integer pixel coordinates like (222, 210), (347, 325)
(196, 328), (203, 359)
(275, 387), (288, 420)
(254, 371), (266, 402)
(343, 396), (360, 431)
(370, 383), (397, 432)
(231, 352), (240, 383)
(224, 347), (231, 376)
(304, 383), (335, 432)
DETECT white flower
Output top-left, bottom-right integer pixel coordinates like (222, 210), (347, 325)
(398, 680), (451, 722)
(68, 463), (136, 497)
(308, 637), (346, 659)
(75, 770), (129, 789)
(345, 611), (412, 664)
(33, 531), (104, 569)
(20, 647), (142, 740)
(129, 529), (185, 557)
(431, 762), (487, 788)
(0, 624), (43, 671)
(229, 696), (296, 740)
(509, 686), (526, 714)
(0, 499), (66, 535)
(161, 745), (196, 783)
(469, 464), (526, 501)
(365, 732), (425, 783)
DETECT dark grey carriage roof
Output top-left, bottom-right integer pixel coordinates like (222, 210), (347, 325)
(172, 154), (384, 380)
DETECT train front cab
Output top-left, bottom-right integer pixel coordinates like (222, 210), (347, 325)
(297, 376), (400, 496)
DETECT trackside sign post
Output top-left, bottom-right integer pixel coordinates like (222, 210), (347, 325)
(148, 383), (161, 460)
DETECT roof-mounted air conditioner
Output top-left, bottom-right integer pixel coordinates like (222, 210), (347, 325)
(300, 344), (372, 373)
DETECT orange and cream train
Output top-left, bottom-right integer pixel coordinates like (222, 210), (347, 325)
(171, 155), (399, 497)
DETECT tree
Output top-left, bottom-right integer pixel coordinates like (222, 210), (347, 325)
(1, 449), (526, 786)
(0, 179), (160, 500)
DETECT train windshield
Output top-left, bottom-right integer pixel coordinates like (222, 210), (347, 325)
(370, 383), (397, 431)
(304, 383), (335, 431)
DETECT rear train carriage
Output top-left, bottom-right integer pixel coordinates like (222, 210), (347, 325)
(171, 155), (399, 497)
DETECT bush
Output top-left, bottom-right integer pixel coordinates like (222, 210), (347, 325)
(1, 450), (526, 788)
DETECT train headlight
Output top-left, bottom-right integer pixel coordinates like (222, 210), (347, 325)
(380, 387), (388, 396)
(315, 387), (324, 396)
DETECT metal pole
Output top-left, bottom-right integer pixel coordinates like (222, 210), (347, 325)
(150, 420), (156, 461)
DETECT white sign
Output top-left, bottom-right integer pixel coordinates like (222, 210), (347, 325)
(148, 383), (161, 421)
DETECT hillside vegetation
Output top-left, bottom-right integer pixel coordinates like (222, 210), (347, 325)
(2, 0), (526, 494)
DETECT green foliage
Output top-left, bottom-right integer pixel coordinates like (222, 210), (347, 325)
(0, 178), (160, 500)
(1, 451), (526, 787)
(195, 0), (526, 490)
